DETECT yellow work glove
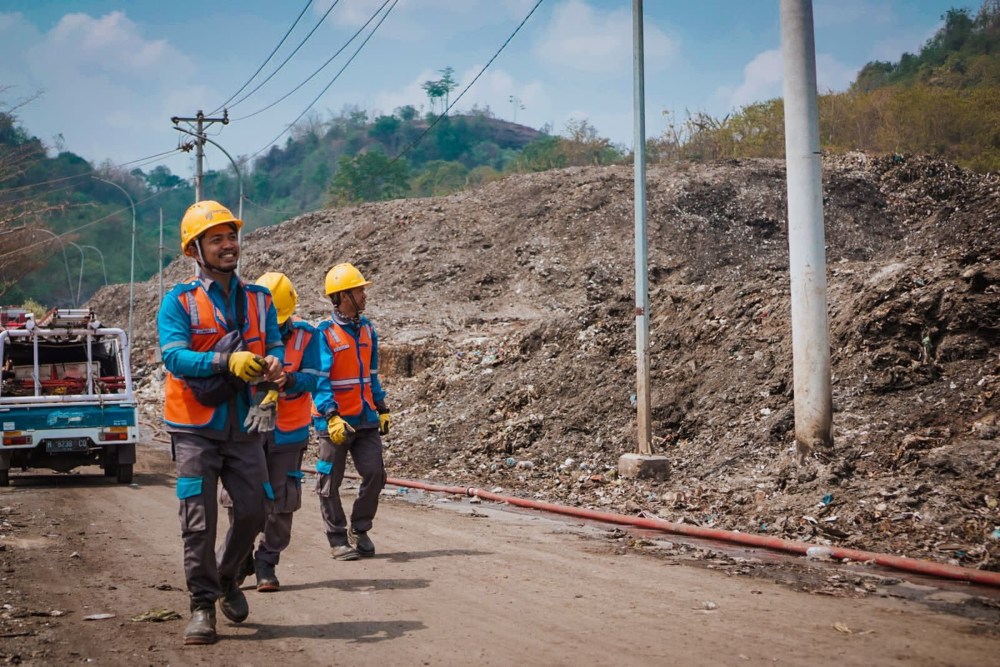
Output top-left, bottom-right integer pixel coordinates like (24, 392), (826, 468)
(244, 382), (280, 434)
(326, 414), (355, 446)
(378, 411), (391, 436)
(228, 351), (265, 382)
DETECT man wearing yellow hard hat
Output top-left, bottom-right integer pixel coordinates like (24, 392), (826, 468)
(236, 271), (322, 592)
(157, 200), (284, 645)
(312, 262), (391, 561)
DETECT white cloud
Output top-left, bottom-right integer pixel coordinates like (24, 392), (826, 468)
(39, 12), (190, 80)
(535, 0), (677, 75)
(717, 49), (783, 112)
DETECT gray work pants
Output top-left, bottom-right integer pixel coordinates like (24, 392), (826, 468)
(255, 441), (306, 566)
(172, 431), (267, 609)
(316, 426), (386, 543)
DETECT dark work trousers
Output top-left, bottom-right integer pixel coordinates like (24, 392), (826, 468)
(316, 426), (386, 544)
(173, 431), (267, 609)
(255, 441), (306, 567)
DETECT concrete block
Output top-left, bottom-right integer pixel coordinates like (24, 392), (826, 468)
(618, 453), (670, 481)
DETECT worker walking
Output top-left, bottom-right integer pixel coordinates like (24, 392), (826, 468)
(312, 263), (391, 561)
(242, 272), (322, 591)
(157, 200), (284, 646)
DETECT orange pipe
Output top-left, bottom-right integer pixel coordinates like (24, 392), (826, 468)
(374, 474), (1000, 588)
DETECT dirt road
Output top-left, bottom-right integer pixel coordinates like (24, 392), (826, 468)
(2, 444), (999, 666)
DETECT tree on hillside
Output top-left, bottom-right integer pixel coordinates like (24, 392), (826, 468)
(0, 102), (71, 301)
(422, 67), (459, 115)
(328, 150), (410, 205)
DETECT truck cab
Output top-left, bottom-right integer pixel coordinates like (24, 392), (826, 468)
(0, 308), (138, 485)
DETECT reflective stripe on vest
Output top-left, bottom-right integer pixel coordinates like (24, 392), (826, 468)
(322, 322), (375, 418)
(276, 324), (314, 432)
(164, 284), (269, 428)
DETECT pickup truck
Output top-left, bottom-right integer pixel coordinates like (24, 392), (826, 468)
(0, 308), (138, 485)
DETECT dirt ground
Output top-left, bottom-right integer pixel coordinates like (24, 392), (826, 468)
(1, 445), (999, 665)
(9, 152), (994, 660)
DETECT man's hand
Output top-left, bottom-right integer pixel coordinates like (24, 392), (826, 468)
(262, 355), (283, 382)
(377, 409), (391, 436)
(326, 414), (355, 446)
(228, 351), (265, 382)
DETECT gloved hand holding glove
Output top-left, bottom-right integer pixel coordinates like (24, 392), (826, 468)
(326, 413), (355, 446)
(244, 382), (280, 433)
(377, 404), (391, 436)
(228, 351), (266, 382)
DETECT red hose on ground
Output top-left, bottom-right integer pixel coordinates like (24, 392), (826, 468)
(374, 474), (1000, 588)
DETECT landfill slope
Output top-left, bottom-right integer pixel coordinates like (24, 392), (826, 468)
(94, 153), (1000, 571)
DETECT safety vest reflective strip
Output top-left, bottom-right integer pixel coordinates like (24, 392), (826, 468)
(322, 322), (374, 418)
(164, 284), (268, 428)
(276, 325), (314, 432)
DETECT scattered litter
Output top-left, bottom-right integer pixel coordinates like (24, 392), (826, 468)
(806, 546), (834, 561)
(130, 609), (182, 623)
(69, 552), (81, 559)
(834, 622), (852, 634)
(83, 613), (116, 621)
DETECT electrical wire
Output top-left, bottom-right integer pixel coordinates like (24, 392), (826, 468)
(209, 0), (315, 115)
(233, 0), (392, 122)
(385, 0), (545, 170)
(248, 0), (399, 160)
(0, 148), (183, 195)
(225, 0), (343, 113)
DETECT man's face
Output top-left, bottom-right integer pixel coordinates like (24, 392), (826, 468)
(189, 223), (239, 271)
(340, 286), (367, 315)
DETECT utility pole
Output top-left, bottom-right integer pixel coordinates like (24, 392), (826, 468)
(170, 110), (229, 202)
(781, 0), (833, 463)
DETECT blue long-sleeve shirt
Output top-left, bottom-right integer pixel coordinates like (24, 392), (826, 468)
(312, 311), (386, 431)
(274, 318), (323, 445)
(158, 271), (284, 436)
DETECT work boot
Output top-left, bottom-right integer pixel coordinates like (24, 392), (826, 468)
(183, 607), (217, 645)
(218, 580), (249, 623)
(351, 528), (375, 557)
(330, 535), (360, 561)
(236, 552), (255, 588)
(255, 561), (280, 593)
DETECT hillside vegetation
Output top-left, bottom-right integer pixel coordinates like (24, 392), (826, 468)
(3, 1), (1000, 308)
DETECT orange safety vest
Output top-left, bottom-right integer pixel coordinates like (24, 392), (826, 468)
(164, 281), (269, 428)
(322, 321), (375, 418)
(276, 319), (314, 432)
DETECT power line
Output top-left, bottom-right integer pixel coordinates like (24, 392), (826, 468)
(209, 0), (314, 115)
(0, 148), (183, 195)
(248, 0), (399, 160)
(225, 0), (343, 113)
(234, 0), (393, 122)
(384, 0), (545, 170)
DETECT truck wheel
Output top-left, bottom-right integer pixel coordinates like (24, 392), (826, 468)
(103, 463), (116, 477)
(0, 469), (8, 487)
(116, 463), (133, 484)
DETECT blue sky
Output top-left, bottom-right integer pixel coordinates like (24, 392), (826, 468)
(0, 0), (969, 178)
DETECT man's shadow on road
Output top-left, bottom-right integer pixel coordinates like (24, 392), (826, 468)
(231, 619), (427, 643)
(280, 577), (432, 593)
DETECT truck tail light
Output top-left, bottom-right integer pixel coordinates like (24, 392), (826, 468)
(99, 427), (129, 442)
(3, 432), (31, 446)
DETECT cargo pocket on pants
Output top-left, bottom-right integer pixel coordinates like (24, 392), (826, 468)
(277, 470), (304, 513)
(176, 476), (207, 533)
(315, 462), (334, 498)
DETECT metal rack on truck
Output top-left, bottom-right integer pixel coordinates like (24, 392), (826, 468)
(0, 308), (138, 485)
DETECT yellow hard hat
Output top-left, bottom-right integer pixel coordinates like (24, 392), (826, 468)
(180, 200), (243, 252)
(255, 272), (298, 325)
(324, 263), (371, 296)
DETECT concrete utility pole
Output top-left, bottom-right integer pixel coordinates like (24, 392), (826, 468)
(780, 0), (833, 463)
(618, 0), (669, 482)
(170, 110), (229, 202)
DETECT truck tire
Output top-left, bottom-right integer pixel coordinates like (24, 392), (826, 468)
(0, 469), (8, 487)
(116, 463), (133, 484)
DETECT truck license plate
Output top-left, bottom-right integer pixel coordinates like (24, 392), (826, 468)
(45, 438), (89, 453)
